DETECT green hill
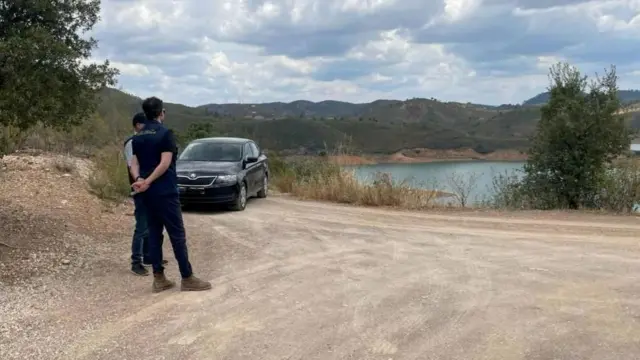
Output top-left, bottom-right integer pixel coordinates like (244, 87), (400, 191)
(97, 87), (638, 155)
(523, 90), (640, 105)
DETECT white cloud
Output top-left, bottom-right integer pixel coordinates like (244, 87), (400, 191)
(90, 0), (640, 106)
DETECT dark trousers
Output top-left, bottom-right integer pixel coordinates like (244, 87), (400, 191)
(143, 193), (193, 278)
(131, 195), (150, 265)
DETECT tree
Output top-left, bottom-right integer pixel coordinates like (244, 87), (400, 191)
(176, 122), (218, 146)
(0, 0), (118, 139)
(522, 62), (632, 209)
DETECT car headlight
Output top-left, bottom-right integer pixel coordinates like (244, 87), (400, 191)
(216, 174), (237, 183)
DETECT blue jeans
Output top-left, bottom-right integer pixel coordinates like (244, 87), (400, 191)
(131, 194), (150, 265)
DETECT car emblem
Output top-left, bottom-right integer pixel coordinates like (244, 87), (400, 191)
(189, 173), (197, 179)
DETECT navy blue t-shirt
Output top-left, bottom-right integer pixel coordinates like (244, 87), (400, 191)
(131, 120), (178, 196)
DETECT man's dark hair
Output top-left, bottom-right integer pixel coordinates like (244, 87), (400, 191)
(132, 112), (147, 127)
(141, 96), (164, 120)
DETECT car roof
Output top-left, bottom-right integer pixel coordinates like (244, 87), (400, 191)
(191, 137), (251, 144)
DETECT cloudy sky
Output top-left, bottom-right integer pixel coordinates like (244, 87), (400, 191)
(91, 0), (640, 106)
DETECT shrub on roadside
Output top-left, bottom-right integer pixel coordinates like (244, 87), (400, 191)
(596, 159), (640, 213)
(0, 125), (22, 157)
(270, 154), (441, 208)
(484, 169), (528, 209)
(519, 62), (631, 210)
(87, 146), (131, 201)
(487, 159), (640, 213)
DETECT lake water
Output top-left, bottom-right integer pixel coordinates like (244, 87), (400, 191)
(347, 161), (525, 205)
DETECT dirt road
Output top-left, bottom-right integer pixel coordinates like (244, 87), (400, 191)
(3, 196), (640, 359)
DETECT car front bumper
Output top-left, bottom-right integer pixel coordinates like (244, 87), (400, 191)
(178, 183), (239, 205)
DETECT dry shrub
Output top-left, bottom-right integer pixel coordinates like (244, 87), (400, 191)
(271, 156), (441, 209)
(445, 171), (481, 207)
(268, 152), (297, 193)
(87, 146), (131, 201)
(0, 125), (23, 156)
(487, 159), (640, 213)
(51, 155), (77, 173)
(597, 159), (640, 213)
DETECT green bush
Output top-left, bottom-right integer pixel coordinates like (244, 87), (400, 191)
(488, 159), (640, 213)
(520, 62), (631, 210)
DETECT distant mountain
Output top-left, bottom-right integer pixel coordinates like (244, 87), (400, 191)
(97, 88), (640, 155)
(523, 90), (640, 105)
(199, 100), (371, 119)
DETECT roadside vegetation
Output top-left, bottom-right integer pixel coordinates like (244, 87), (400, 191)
(485, 63), (638, 213)
(268, 151), (446, 209)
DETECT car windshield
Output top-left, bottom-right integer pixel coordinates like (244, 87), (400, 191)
(178, 142), (243, 162)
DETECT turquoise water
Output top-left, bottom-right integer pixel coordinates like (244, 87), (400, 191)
(347, 161), (525, 205)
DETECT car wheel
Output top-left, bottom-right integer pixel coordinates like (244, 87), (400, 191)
(231, 182), (247, 211)
(257, 174), (268, 198)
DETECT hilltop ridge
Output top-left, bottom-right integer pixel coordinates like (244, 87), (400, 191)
(97, 88), (640, 155)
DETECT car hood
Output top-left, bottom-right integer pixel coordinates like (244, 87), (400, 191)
(176, 160), (241, 175)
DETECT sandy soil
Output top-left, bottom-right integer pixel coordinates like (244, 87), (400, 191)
(2, 186), (640, 359)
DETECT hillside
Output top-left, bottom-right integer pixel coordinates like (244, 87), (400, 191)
(97, 88), (639, 155)
(523, 89), (640, 105)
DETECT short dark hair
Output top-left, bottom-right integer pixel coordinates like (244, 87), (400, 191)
(141, 96), (164, 120)
(132, 112), (147, 128)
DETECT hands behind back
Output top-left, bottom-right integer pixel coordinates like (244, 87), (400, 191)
(132, 179), (150, 193)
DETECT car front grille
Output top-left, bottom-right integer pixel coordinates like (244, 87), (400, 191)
(177, 175), (217, 186)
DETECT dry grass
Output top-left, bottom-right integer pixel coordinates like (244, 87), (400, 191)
(87, 145), (131, 201)
(486, 158), (640, 213)
(270, 155), (447, 209)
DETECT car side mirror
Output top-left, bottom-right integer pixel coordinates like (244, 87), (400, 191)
(245, 156), (258, 163)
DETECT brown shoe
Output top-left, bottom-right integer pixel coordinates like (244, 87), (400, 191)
(181, 275), (212, 291)
(152, 273), (176, 293)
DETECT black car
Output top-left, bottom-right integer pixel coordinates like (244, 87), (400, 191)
(175, 137), (268, 211)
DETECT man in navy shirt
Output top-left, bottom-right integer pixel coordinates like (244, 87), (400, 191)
(129, 96), (211, 293)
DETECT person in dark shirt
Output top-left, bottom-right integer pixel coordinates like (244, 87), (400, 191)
(124, 113), (168, 276)
(124, 113), (152, 276)
(129, 96), (211, 293)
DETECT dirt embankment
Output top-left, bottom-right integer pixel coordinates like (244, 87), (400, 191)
(330, 148), (527, 165)
(0, 152), (131, 285)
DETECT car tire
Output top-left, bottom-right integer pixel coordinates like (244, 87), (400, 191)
(231, 182), (247, 211)
(257, 174), (268, 198)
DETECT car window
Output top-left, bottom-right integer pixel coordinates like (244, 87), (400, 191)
(178, 142), (243, 161)
(243, 143), (252, 159)
(249, 142), (260, 157)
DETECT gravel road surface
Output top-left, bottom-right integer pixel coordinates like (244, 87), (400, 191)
(2, 196), (640, 359)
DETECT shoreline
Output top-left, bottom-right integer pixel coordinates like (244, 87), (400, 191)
(360, 157), (527, 165)
(327, 149), (528, 166)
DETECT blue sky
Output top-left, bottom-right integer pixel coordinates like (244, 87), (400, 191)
(90, 0), (640, 106)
